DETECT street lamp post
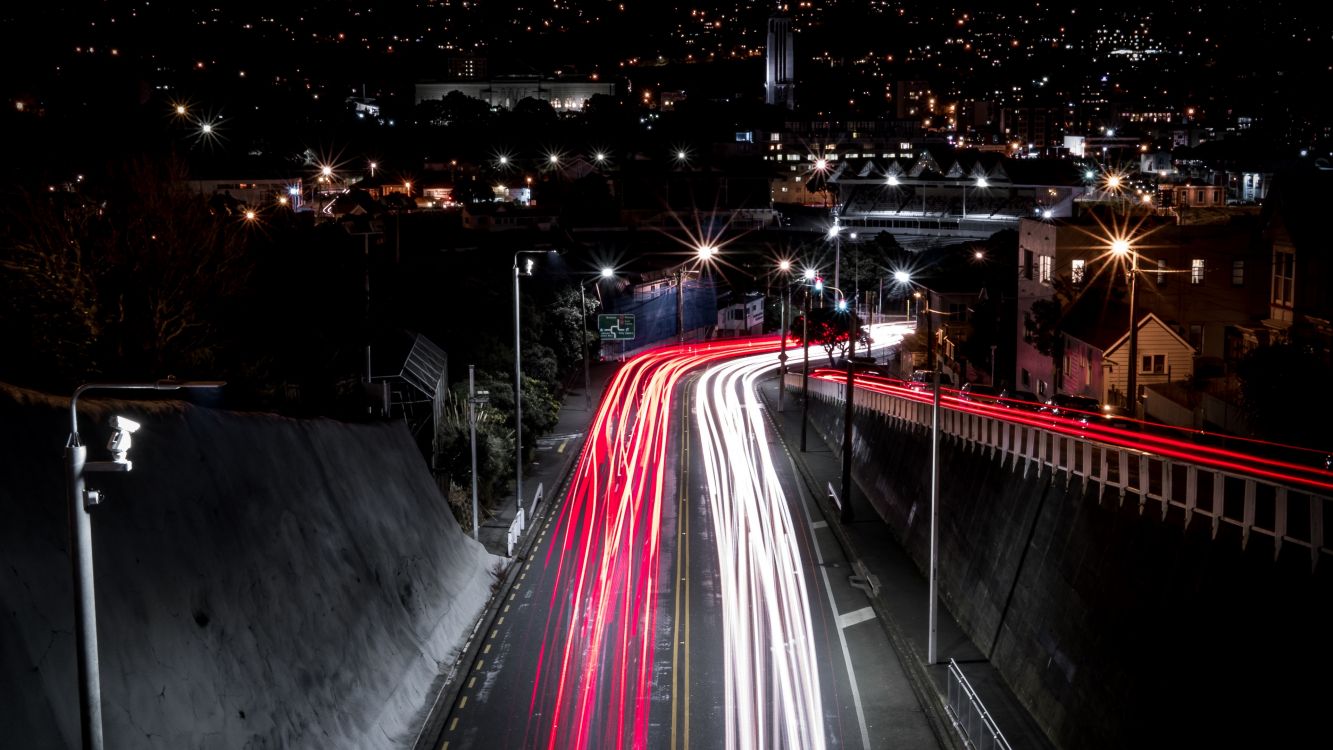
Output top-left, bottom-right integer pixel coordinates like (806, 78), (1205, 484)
(513, 249), (553, 515)
(467, 365), (483, 540)
(676, 268), (686, 345)
(581, 268), (614, 412)
(580, 282), (592, 411)
(839, 290), (857, 523)
(828, 223), (842, 290)
(1112, 239), (1139, 412)
(675, 244), (718, 345)
(65, 379), (224, 750)
(928, 363), (941, 664)
(777, 260), (792, 413)
(800, 268), (816, 451)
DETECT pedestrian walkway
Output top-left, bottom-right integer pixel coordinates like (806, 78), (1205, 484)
(758, 375), (1057, 750)
(475, 362), (618, 559)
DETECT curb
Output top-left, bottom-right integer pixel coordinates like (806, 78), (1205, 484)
(412, 423), (592, 750)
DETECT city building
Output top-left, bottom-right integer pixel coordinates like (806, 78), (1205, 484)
(765, 14), (795, 110)
(715, 292), (765, 337)
(415, 76), (616, 111)
(1014, 208), (1269, 413)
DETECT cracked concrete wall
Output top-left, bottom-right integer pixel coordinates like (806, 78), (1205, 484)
(0, 385), (500, 749)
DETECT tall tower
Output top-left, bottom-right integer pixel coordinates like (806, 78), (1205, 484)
(765, 13), (795, 109)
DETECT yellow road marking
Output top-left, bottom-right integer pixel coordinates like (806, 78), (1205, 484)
(671, 376), (695, 749)
(458, 696), (467, 709)
(483, 643), (491, 654)
(467, 677), (476, 689)
(449, 717), (458, 731)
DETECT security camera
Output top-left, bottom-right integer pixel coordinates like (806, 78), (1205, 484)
(107, 415), (141, 466)
(110, 416), (141, 433)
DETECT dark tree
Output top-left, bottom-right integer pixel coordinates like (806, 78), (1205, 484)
(1236, 339), (1333, 450)
(0, 153), (255, 388)
(791, 305), (871, 368)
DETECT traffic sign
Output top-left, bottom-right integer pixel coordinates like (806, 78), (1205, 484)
(598, 314), (636, 341)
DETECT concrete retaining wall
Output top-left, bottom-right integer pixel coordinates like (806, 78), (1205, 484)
(0, 386), (499, 749)
(808, 393), (1332, 748)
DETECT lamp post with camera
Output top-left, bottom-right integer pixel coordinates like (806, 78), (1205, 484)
(65, 379), (224, 750)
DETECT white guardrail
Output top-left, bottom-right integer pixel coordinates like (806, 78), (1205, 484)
(506, 482), (544, 557)
(789, 373), (1332, 570)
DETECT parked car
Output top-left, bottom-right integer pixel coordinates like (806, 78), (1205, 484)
(908, 369), (954, 390)
(997, 389), (1042, 411)
(958, 382), (1000, 403)
(1040, 394), (1103, 421)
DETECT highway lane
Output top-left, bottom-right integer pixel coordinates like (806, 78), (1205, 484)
(436, 335), (941, 749)
(693, 350), (940, 750)
(437, 339), (782, 749)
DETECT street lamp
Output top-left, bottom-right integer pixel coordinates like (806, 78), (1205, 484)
(1111, 238), (1139, 412)
(777, 260), (793, 413)
(676, 244), (718, 345)
(831, 285), (857, 523)
(800, 267), (817, 451)
(65, 379), (224, 750)
(580, 267), (615, 411)
(828, 222), (842, 290)
(961, 176), (988, 219)
(513, 249), (555, 516)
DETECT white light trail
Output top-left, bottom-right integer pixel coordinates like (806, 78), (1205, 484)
(694, 352), (826, 750)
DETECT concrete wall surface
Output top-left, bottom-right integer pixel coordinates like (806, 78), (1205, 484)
(809, 395), (1333, 749)
(0, 385), (500, 749)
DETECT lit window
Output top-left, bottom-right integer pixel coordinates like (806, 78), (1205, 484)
(1191, 259), (1205, 285)
(1038, 255), (1053, 284)
(1232, 260), (1244, 286)
(1071, 259), (1085, 284)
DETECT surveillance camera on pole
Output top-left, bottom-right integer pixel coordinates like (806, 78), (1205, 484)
(106, 416), (141, 468)
(64, 379), (224, 750)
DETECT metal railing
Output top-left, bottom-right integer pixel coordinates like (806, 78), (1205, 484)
(790, 373), (1332, 570)
(946, 659), (1012, 750)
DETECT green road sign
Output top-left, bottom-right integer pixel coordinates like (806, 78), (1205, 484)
(598, 314), (636, 341)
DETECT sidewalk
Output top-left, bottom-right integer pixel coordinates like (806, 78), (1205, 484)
(758, 375), (1057, 750)
(475, 361), (618, 559)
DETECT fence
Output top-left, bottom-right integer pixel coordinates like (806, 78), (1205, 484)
(946, 659), (1012, 750)
(789, 373), (1332, 570)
